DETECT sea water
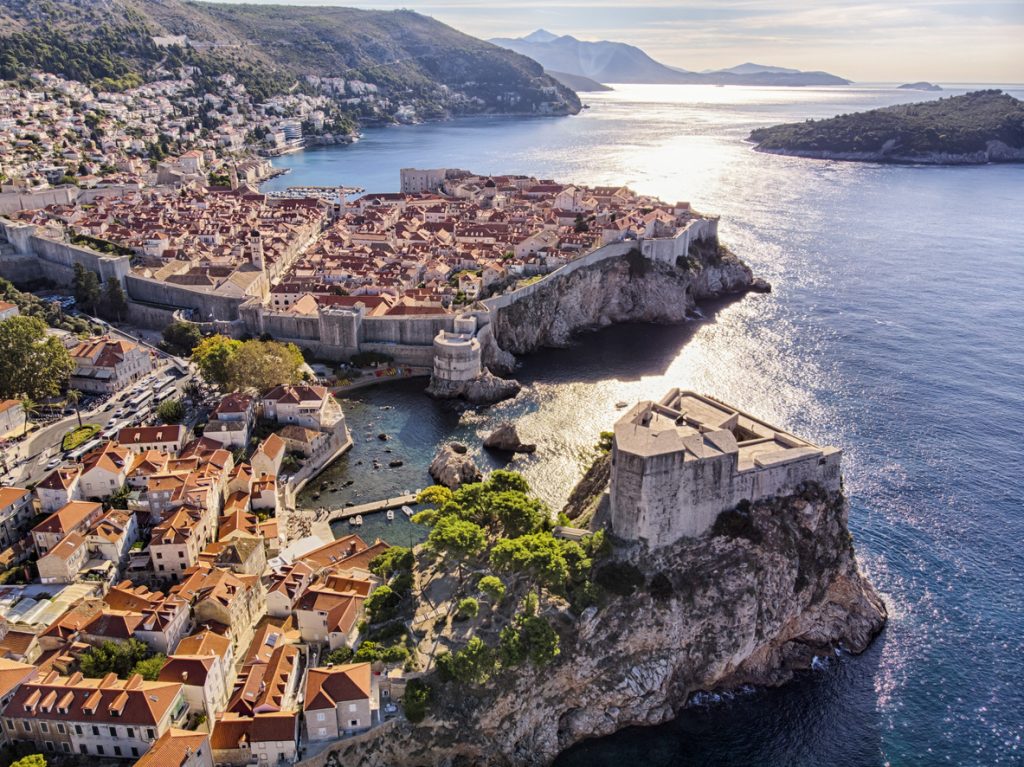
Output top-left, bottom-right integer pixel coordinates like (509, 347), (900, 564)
(268, 83), (1024, 766)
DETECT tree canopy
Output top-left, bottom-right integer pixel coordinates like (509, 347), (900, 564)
(192, 334), (305, 392)
(0, 315), (73, 400)
(79, 639), (164, 680)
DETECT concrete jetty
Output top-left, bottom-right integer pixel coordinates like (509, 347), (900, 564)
(325, 493), (419, 522)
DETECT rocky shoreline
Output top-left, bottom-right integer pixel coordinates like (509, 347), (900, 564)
(752, 140), (1024, 165)
(309, 481), (885, 767)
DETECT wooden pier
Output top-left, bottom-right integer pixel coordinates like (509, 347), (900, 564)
(325, 493), (419, 522)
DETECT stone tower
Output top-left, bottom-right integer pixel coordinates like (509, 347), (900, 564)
(249, 229), (264, 271)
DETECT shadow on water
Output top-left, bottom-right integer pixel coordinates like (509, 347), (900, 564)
(555, 633), (888, 767)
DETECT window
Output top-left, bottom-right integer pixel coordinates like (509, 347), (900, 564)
(127, 727), (134, 737)
(316, 713), (325, 722)
(40, 722), (48, 733)
(3, 719), (11, 730)
(109, 725), (117, 736)
(349, 720), (359, 727)
(178, 551), (184, 558)
(79, 745), (87, 755)
(131, 748), (139, 758)
(92, 726), (100, 736)
(44, 741), (53, 751)
(22, 720), (30, 732)
(75, 724), (83, 735)
(97, 745), (104, 755)
(62, 743), (70, 754)
(147, 728), (155, 740)
(114, 746), (122, 756)
(57, 723), (65, 734)
(317, 728), (326, 736)
(158, 564), (164, 571)
(156, 552), (163, 559)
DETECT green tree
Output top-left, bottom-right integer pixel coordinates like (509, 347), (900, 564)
(11, 755), (47, 767)
(162, 321), (202, 356)
(436, 636), (496, 685)
(486, 470), (530, 495)
(324, 647), (354, 665)
(19, 396), (37, 438)
(403, 678), (430, 723)
(490, 532), (590, 599)
(416, 485), (453, 508)
(0, 316), (73, 400)
(427, 516), (485, 580)
(65, 388), (83, 429)
(156, 398), (185, 424)
(100, 277), (129, 322)
(456, 596), (479, 620)
(477, 575), (506, 604)
(132, 653), (167, 681)
(488, 490), (546, 538)
(499, 614), (560, 668)
(192, 334), (242, 389)
(79, 639), (160, 679)
(72, 262), (101, 314)
(364, 585), (401, 624)
(224, 339), (305, 393)
(369, 546), (413, 579)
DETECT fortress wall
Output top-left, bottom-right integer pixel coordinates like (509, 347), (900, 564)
(360, 342), (436, 366)
(125, 274), (245, 321)
(482, 241), (636, 312)
(612, 446), (842, 546)
(0, 187), (77, 216)
(125, 302), (179, 330)
(29, 235), (132, 286)
(360, 315), (454, 346)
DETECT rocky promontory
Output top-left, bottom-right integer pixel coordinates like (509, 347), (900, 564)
(489, 242), (760, 357)
(749, 89), (1024, 164)
(428, 442), (483, 488)
(311, 481), (885, 767)
(426, 370), (522, 406)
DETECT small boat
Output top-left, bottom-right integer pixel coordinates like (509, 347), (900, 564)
(401, 505), (413, 517)
(386, 509), (395, 521)
(352, 515), (363, 526)
(615, 401), (628, 409)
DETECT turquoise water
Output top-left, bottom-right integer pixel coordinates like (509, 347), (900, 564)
(275, 84), (1024, 765)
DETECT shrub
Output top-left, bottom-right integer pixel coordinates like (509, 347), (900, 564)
(61, 423), (100, 451)
(477, 575), (505, 604)
(455, 597), (479, 620)
(324, 647), (353, 665)
(156, 398), (185, 424)
(365, 585), (401, 624)
(593, 561), (645, 597)
(711, 502), (762, 543)
(403, 678), (430, 723)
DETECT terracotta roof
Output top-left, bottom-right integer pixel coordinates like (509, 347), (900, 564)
(210, 711), (297, 748)
(303, 663), (371, 711)
(296, 534), (370, 570)
(6, 671), (182, 726)
(32, 500), (102, 536)
(158, 654), (216, 687)
(0, 628), (37, 659)
(0, 657), (36, 697)
(117, 424), (186, 445)
(135, 728), (210, 767)
(262, 384), (328, 406)
(83, 609), (144, 639)
(255, 433), (286, 460)
(0, 486), (30, 508)
(175, 629), (231, 658)
(35, 465), (81, 491)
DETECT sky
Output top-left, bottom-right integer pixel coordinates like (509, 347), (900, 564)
(210, 0), (1024, 83)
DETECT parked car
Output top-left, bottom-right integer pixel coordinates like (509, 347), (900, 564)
(45, 457), (62, 470)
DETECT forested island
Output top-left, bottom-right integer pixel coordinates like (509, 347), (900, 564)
(749, 90), (1024, 164)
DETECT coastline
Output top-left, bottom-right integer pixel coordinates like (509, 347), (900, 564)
(751, 142), (1024, 165)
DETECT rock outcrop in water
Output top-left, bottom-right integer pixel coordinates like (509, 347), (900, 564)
(307, 482), (885, 767)
(483, 423), (536, 454)
(428, 442), (483, 488)
(426, 369), (522, 405)
(488, 245), (760, 357)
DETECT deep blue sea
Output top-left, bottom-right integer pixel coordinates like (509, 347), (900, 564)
(267, 84), (1024, 766)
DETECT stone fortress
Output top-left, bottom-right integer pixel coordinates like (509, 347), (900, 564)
(610, 389), (842, 548)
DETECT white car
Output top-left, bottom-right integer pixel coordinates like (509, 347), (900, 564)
(45, 457), (62, 470)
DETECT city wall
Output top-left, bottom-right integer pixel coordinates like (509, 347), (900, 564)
(611, 447), (842, 545)
(0, 218), (131, 287)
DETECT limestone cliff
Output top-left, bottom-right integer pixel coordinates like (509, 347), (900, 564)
(488, 245), (761, 358)
(314, 483), (885, 767)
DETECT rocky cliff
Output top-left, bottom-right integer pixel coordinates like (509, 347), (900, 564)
(312, 483), (885, 767)
(488, 245), (762, 358)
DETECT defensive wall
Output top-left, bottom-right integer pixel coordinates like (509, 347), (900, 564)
(610, 389), (842, 548)
(0, 218), (131, 287)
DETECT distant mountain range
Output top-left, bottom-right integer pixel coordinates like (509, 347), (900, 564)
(490, 30), (851, 87)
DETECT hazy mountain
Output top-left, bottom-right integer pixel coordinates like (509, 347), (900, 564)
(490, 31), (850, 86)
(546, 71), (613, 92)
(0, 2), (580, 116)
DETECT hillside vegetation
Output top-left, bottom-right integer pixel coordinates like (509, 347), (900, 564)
(0, 0), (580, 116)
(749, 90), (1024, 162)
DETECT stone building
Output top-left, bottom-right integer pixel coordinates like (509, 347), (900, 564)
(610, 389), (842, 548)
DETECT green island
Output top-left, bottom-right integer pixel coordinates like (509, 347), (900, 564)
(749, 90), (1024, 164)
